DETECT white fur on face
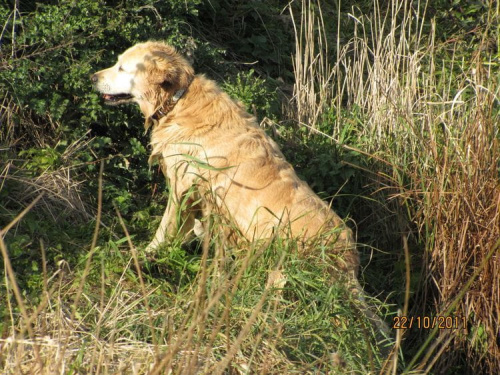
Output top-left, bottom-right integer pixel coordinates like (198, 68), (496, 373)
(95, 63), (135, 95)
(94, 47), (145, 96)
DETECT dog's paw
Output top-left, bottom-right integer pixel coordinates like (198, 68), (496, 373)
(193, 219), (205, 238)
(144, 241), (159, 255)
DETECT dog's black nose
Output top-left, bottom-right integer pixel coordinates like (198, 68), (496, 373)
(90, 74), (98, 83)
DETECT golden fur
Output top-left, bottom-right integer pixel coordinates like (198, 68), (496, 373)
(92, 41), (359, 276)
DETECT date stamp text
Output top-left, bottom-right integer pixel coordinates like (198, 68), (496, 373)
(392, 316), (466, 330)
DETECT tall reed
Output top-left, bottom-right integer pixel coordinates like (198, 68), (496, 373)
(289, 0), (499, 372)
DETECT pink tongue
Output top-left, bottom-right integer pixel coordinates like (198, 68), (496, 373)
(103, 94), (113, 100)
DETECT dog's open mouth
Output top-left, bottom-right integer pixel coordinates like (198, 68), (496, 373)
(102, 93), (134, 105)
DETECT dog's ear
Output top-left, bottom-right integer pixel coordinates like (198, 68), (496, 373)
(147, 45), (194, 89)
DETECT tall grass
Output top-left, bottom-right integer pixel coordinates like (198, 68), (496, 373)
(1, 198), (389, 373)
(289, 0), (335, 132)
(289, 0), (499, 372)
(2, 146), (389, 372)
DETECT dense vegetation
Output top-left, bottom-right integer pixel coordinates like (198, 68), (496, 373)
(1, 0), (498, 373)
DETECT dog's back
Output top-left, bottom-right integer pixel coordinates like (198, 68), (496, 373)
(149, 74), (359, 275)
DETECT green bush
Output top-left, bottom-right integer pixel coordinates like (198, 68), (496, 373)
(0, 0), (285, 302)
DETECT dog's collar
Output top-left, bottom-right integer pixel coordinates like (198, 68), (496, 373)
(151, 87), (188, 121)
(172, 88), (186, 102)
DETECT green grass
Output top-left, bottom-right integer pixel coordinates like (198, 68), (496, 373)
(0, 210), (392, 374)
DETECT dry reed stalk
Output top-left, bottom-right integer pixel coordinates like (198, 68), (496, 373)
(289, 0), (337, 132)
(343, 0), (430, 145)
(333, 0), (499, 372)
(287, 0), (499, 372)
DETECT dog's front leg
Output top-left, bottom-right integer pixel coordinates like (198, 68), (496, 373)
(145, 199), (178, 253)
(145, 191), (202, 253)
(145, 159), (200, 253)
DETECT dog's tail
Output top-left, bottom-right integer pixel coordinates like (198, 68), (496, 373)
(349, 278), (393, 354)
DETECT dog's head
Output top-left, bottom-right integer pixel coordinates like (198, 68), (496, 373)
(91, 41), (194, 118)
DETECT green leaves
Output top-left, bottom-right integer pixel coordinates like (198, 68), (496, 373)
(19, 147), (62, 173)
(223, 69), (279, 121)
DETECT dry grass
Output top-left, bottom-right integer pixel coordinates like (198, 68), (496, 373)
(1, 139), (93, 222)
(289, 0), (499, 373)
(0, 94), (59, 148)
(1, 203), (384, 373)
(289, 0), (337, 132)
(1, 164), (385, 373)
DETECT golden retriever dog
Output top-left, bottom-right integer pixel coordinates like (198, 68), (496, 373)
(91, 41), (359, 277)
